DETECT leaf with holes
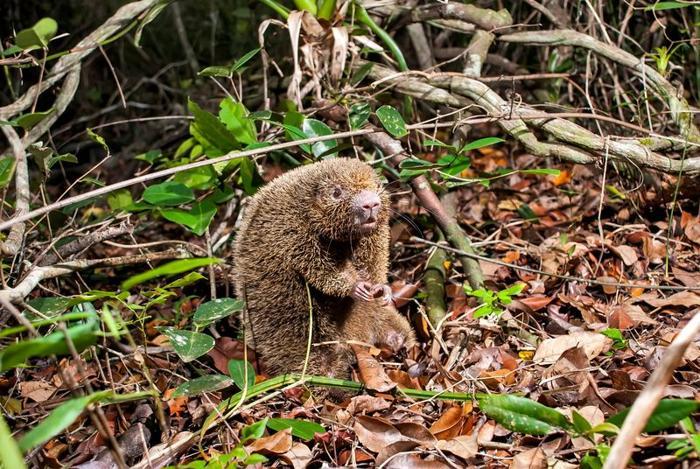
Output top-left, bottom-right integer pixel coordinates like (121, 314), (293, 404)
(159, 327), (215, 363)
(194, 298), (245, 328)
(376, 105), (407, 138)
(172, 374), (233, 398)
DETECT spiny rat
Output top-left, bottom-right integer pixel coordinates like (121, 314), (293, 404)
(233, 158), (415, 379)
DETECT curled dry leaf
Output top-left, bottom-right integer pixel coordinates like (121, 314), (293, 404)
(608, 244), (638, 266)
(429, 405), (465, 440)
(351, 345), (396, 392)
(681, 212), (700, 244)
(246, 428), (293, 455)
(376, 440), (422, 467)
(279, 442), (312, 469)
(346, 394), (391, 415)
(533, 331), (612, 365)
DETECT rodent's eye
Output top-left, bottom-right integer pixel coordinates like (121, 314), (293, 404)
(331, 187), (343, 199)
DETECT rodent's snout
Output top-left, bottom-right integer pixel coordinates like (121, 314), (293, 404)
(355, 190), (381, 220)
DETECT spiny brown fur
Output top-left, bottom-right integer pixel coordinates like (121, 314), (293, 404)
(233, 158), (415, 380)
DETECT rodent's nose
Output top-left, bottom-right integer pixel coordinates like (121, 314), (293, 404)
(357, 190), (381, 214)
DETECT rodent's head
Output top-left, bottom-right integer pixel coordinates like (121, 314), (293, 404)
(308, 159), (389, 240)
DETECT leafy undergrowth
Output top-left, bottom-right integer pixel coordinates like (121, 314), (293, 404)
(3, 135), (700, 468)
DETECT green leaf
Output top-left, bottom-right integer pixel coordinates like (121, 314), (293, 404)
(121, 258), (221, 290)
(243, 453), (269, 465)
(0, 319), (98, 372)
(478, 395), (572, 436)
(645, 1), (693, 10)
(266, 418), (325, 441)
(376, 105), (407, 138)
(24, 296), (78, 317)
(172, 374), (234, 397)
(15, 17), (58, 50)
(0, 156), (15, 189)
(189, 99), (239, 156)
(398, 157), (437, 180)
(219, 98), (257, 145)
(0, 413), (26, 468)
(302, 119), (337, 158)
(174, 166), (217, 190)
(158, 327), (215, 363)
(163, 272), (206, 289)
(14, 109), (55, 130)
(193, 298), (245, 328)
(160, 200), (217, 236)
(242, 418), (268, 443)
(135, 149), (162, 164)
(231, 48), (261, 73)
(107, 189), (133, 211)
(588, 423), (619, 436)
(86, 128), (109, 152)
(228, 359), (256, 390)
(351, 62), (373, 86)
(349, 102), (371, 130)
(143, 181), (194, 206)
(498, 282), (526, 299)
(572, 410), (592, 434)
(19, 392), (112, 452)
(460, 137), (504, 152)
(100, 306), (122, 339)
(198, 65), (232, 77)
(607, 399), (700, 433)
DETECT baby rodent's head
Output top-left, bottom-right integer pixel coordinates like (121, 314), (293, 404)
(307, 159), (388, 240)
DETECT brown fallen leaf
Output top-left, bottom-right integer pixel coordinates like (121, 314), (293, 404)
(207, 337), (257, 375)
(533, 332), (612, 365)
(429, 406), (465, 440)
(279, 442), (312, 469)
(376, 440), (421, 467)
(387, 369), (422, 390)
(434, 434), (477, 460)
(681, 212), (700, 244)
(519, 294), (553, 311)
(352, 345), (396, 392)
(19, 381), (56, 403)
(608, 244), (638, 266)
(643, 291), (700, 308)
(384, 453), (451, 469)
(571, 406), (604, 450)
(246, 428), (293, 455)
(512, 447), (546, 469)
(346, 395), (391, 415)
(353, 415), (405, 453)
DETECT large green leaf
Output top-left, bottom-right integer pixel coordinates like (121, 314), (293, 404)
(159, 327), (215, 363)
(0, 413), (26, 468)
(607, 399), (700, 433)
(266, 418), (325, 441)
(376, 105), (407, 138)
(193, 298), (245, 328)
(228, 359), (255, 390)
(189, 99), (239, 155)
(460, 137), (504, 152)
(478, 395), (572, 436)
(121, 258), (220, 290)
(14, 109), (55, 130)
(160, 200), (217, 236)
(302, 119), (337, 158)
(219, 98), (257, 145)
(349, 102), (371, 130)
(18, 391), (112, 452)
(143, 181), (194, 206)
(0, 156), (15, 189)
(0, 319), (98, 372)
(15, 17), (58, 50)
(172, 374), (233, 398)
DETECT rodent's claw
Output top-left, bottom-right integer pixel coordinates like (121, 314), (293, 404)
(371, 284), (394, 306)
(352, 281), (374, 301)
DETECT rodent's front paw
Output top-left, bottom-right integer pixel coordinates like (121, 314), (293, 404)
(370, 284), (394, 306)
(351, 281), (374, 301)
